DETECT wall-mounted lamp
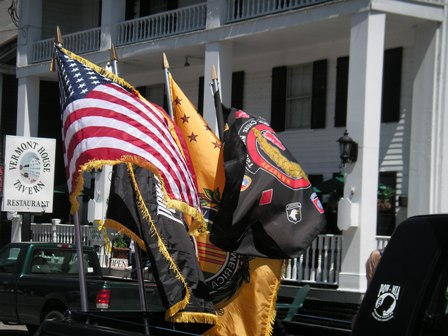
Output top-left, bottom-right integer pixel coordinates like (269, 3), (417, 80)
(184, 55), (203, 67)
(337, 129), (358, 166)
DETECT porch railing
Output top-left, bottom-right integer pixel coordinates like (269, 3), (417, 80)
(225, 0), (332, 23)
(116, 3), (207, 46)
(31, 221), (390, 286)
(31, 27), (101, 63)
(283, 234), (342, 285)
(282, 234), (390, 284)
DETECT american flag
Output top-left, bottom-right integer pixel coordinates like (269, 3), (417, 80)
(54, 45), (201, 219)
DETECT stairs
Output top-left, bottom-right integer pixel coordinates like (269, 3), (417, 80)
(274, 297), (359, 336)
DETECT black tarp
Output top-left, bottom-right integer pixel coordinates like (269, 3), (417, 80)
(352, 214), (448, 336)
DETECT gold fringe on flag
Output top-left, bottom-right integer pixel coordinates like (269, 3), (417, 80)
(125, 162), (191, 320)
(252, 128), (308, 180)
(68, 156), (205, 235)
(96, 220), (113, 254)
(169, 311), (219, 325)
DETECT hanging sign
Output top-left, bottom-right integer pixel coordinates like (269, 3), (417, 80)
(2, 135), (56, 213)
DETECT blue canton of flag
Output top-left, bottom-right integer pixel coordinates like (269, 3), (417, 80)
(56, 49), (113, 109)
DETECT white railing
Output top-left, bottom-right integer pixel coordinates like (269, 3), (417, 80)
(31, 221), (100, 246)
(31, 27), (101, 63)
(116, 4), (207, 46)
(30, 219), (110, 267)
(31, 220), (391, 286)
(376, 235), (390, 250)
(226, 0), (332, 23)
(283, 234), (342, 285)
(282, 234), (391, 285)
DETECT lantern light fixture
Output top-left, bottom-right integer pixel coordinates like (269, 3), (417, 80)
(337, 129), (358, 166)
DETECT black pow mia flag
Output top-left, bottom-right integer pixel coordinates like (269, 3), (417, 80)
(210, 109), (326, 259)
(105, 164), (217, 326)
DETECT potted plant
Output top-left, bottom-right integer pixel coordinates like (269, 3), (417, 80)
(112, 232), (130, 259)
(377, 183), (396, 211)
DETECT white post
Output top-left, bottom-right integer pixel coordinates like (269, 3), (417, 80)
(8, 212), (21, 242)
(51, 218), (61, 242)
(408, 22), (439, 216)
(338, 11), (386, 293)
(206, 0), (226, 29)
(100, 0), (126, 50)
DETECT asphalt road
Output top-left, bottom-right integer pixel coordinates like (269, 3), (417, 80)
(0, 323), (28, 336)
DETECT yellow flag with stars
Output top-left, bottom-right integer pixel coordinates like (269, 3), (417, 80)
(169, 71), (284, 336)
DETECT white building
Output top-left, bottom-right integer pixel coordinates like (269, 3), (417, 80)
(7, 0), (448, 302)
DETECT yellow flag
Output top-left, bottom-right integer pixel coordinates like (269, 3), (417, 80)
(169, 72), (284, 336)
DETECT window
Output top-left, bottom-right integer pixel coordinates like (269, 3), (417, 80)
(377, 171), (397, 236)
(334, 47), (403, 127)
(137, 84), (167, 111)
(0, 246), (22, 273)
(30, 248), (97, 275)
(271, 59), (327, 132)
(286, 63), (313, 129)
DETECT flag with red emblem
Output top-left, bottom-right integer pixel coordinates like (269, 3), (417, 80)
(210, 108), (326, 259)
(168, 71), (284, 336)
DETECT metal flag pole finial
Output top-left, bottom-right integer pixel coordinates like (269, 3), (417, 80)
(163, 52), (170, 69)
(110, 44), (118, 61)
(55, 26), (63, 46)
(109, 44), (119, 75)
(163, 53), (174, 119)
(211, 64), (218, 81)
(50, 26), (63, 72)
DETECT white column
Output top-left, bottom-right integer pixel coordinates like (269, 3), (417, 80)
(203, 42), (233, 134)
(17, 0), (42, 67)
(338, 12), (386, 293)
(206, 0), (227, 29)
(8, 212), (21, 242)
(100, 0), (126, 50)
(408, 22), (441, 216)
(16, 76), (40, 137)
(437, 13), (448, 213)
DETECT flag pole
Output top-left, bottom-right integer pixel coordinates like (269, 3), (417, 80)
(108, 47), (150, 335)
(109, 44), (119, 76)
(211, 65), (225, 141)
(53, 26), (89, 313)
(162, 53), (174, 119)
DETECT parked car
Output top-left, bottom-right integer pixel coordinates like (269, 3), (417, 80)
(0, 242), (164, 334)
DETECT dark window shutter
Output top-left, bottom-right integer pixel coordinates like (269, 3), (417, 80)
(1, 74), (17, 137)
(382, 47), (402, 123)
(311, 59), (327, 129)
(231, 71), (244, 110)
(271, 66), (287, 132)
(198, 76), (204, 117)
(38, 81), (67, 195)
(335, 56), (349, 127)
